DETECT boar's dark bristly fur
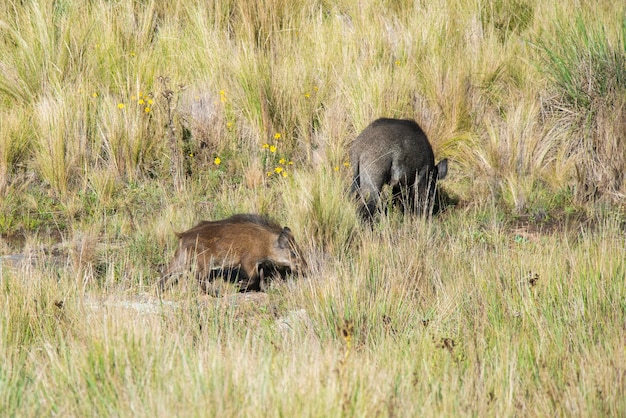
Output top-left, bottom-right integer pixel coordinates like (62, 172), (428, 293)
(158, 214), (307, 293)
(350, 118), (448, 220)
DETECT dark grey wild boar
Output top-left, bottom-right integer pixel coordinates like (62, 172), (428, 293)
(350, 118), (448, 219)
(158, 214), (307, 293)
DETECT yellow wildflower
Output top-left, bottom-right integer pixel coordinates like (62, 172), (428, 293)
(343, 161), (350, 167)
(144, 107), (151, 113)
(147, 99), (154, 105)
(262, 143), (269, 149)
(138, 99), (145, 105)
(214, 157), (221, 166)
(274, 166), (283, 174)
(92, 92), (98, 98)
(269, 145), (277, 153)
(117, 103), (125, 109)
(279, 158), (286, 165)
(281, 171), (288, 178)
(274, 133), (281, 140)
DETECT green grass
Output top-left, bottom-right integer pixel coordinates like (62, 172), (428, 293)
(1, 0), (625, 416)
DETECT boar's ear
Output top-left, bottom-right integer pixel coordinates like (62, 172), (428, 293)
(436, 158), (448, 180)
(277, 227), (292, 248)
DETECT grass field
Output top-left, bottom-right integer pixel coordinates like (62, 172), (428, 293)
(1, 0), (625, 416)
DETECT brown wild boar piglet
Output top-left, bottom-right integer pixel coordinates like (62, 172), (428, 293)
(158, 214), (307, 293)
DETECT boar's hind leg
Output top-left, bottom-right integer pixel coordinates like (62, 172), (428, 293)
(390, 162), (415, 213)
(356, 164), (386, 219)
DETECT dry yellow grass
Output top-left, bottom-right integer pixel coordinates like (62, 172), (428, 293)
(1, 0), (625, 416)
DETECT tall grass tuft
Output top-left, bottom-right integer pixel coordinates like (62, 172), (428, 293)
(0, 107), (34, 194)
(536, 13), (626, 202)
(1, 1), (626, 416)
(537, 15), (626, 113)
(283, 167), (358, 257)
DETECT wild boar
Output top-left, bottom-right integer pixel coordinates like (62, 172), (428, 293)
(158, 214), (307, 293)
(349, 118), (448, 219)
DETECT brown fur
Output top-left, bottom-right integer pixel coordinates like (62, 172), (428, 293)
(158, 214), (307, 292)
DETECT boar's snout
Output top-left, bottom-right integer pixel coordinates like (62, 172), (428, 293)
(274, 226), (308, 276)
